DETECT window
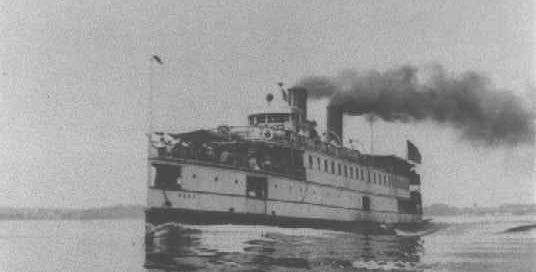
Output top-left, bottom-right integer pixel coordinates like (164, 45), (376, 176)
(362, 196), (371, 211)
(317, 158), (321, 170)
(268, 115), (286, 123)
(344, 165), (348, 177)
(331, 161), (335, 174)
(338, 163), (341, 175)
(153, 165), (182, 189)
(308, 155), (313, 169)
(350, 167), (354, 179)
(246, 176), (267, 199)
(360, 169), (364, 180)
(324, 159), (328, 172)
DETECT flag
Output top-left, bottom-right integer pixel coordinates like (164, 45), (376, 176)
(152, 55), (163, 64)
(278, 82), (288, 102)
(407, 140), (422, 164)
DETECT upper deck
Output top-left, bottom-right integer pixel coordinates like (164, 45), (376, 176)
(148, 125), (419, 185)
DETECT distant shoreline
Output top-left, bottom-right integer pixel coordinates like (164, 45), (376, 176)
(0, 205), (144, 220)
(424, 203), (536, 217)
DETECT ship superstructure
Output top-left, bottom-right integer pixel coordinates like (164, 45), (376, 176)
(145, 87), (422, 230)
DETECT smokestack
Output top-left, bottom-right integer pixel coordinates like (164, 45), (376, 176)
(327, 105), (343, 145)
(288, 87), (308, 123)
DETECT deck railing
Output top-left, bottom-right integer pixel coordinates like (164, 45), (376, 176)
(149, 138), (306, 180)
(148, 125), (411, 179)
(213, 126), (364, 163)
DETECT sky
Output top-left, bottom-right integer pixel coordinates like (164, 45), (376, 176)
(1, 0), (534, 208)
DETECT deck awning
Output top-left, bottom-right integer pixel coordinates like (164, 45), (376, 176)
(171, 130), (229, 143)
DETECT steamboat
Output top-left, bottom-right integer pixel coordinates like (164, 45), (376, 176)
(145, 86), (423, 232)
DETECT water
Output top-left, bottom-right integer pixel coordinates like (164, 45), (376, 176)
(1, 215), (535, 272)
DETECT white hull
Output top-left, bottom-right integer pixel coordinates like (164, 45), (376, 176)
(147, 161), (420, 224)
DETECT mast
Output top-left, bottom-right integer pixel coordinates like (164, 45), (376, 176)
(149, 58), (154, 134)
(147, 55), (163, 189)
(368, 115), (375, 154)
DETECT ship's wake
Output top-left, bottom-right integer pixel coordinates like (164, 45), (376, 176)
(145, 222), (430, 271)
(351, 259), (431, 271)
(502, 223), (536, 233)
(394, 224), (445, 237)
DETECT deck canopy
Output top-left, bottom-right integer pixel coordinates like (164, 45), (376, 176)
(170, 130), (230, 143)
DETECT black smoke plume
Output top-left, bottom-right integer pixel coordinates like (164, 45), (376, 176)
(296, 65), (535, 146)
